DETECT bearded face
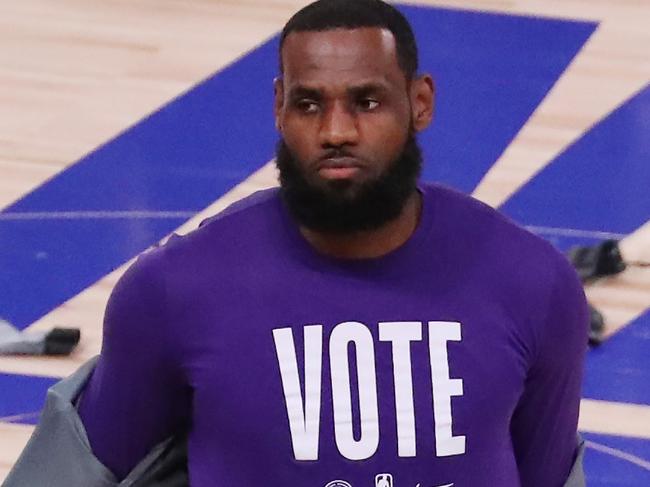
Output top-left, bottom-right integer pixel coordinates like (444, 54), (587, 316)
(275, 133), (422, 234)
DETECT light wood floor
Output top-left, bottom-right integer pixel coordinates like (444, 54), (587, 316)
(1, 0), (648, 481)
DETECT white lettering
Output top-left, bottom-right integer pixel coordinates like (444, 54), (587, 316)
(274, 320), (466, 461)
(378, 321), (422, 457)
(428, 321), (465, 456)
(330, 321), (379, 460)
(272, 325), (323, 460)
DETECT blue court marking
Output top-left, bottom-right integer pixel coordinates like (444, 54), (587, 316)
(583, 311), (650, 405)
(0, 37), (279, 330)
(500, 85), (650, 252)
(401, 5), (597, 193)
(0, 217), (190, 330)
(0, 7), (596, 332)
(0, 374), (57, 425)
(583, 432), (650, 486)
(4, 38), (280, 214)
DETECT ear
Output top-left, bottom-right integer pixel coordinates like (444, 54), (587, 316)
(410, 74), (435, 132)
(274, 77), (284, 132)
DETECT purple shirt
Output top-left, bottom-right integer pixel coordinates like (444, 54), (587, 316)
(80, 183), (588, 486)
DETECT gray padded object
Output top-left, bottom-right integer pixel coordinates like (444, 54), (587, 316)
(2, 358), (187, 487)
(564, 435), (587, 487)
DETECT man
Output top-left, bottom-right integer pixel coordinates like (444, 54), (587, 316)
(5, 1), (588, 486)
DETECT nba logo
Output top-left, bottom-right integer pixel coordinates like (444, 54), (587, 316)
(375, 473), (393, 487)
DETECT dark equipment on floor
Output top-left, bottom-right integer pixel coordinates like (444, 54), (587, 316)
(567, 239), (627, 346)
(0, 319), (80, 356)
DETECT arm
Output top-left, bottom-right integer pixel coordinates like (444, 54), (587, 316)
(78, 249), (190, 480)
(2, 359), (188, 487)
(510, 254), (589, 487)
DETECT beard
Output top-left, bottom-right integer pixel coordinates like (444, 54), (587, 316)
(275, 134), (422, 234)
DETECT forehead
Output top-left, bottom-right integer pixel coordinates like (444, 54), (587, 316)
(281, 28), (406, 91)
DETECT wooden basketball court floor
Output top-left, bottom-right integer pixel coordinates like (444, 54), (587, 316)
(0, 0), (648, 484)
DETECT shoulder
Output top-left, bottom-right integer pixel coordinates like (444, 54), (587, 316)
(103, 188), (282, 334)
(146, 187), (281, 264)
(118, 187), (281, 294)
(422, 182), (570, 276)
(196, 187), (281, 231)
(421, 182), (586, 346)
(422, 182), (537, 241)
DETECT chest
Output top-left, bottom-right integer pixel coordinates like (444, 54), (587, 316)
(181, 280), (530, 465)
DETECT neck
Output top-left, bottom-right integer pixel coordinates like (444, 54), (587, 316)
(299, 189), (422, 259)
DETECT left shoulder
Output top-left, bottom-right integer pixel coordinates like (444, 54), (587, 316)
(421, 182), (586, 339)
(421, 182), (568, 268)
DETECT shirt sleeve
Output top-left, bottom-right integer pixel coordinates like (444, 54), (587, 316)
(510, 253), (589, 487)
(78, 249), (190, 480)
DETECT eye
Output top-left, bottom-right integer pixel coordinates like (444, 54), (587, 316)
(295, 99), (320, 114)
(358, 98), (380, 111)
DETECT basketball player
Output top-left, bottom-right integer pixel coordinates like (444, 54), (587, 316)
(5, 1), (588, 486)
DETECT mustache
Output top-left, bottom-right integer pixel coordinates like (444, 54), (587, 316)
(319, 147), (358, 161)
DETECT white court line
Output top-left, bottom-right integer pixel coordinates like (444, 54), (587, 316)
(580, 400), (650, 440)
(525, 226), (627, 240)
(0, 212), (632, 242)
(586, 440), (650, 471)
(0, 412), (40, 424)
(0, 210), (196, 220)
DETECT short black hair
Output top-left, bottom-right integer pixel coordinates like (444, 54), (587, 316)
(279, 0), (419, 80)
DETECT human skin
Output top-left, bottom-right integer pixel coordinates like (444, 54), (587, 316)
(274, 27), (435, 259)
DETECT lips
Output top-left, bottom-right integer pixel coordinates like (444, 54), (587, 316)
(317, 156), (363, 179)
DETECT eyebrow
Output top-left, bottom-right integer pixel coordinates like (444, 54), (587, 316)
(287, 81), (392, 100)
(287, 86), (322, 101)
(347, 82), (390, 98)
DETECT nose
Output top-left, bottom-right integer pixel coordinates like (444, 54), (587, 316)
(319, 102), (359, 148)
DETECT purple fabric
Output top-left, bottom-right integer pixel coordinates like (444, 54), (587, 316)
(79, 183), (588, 486)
